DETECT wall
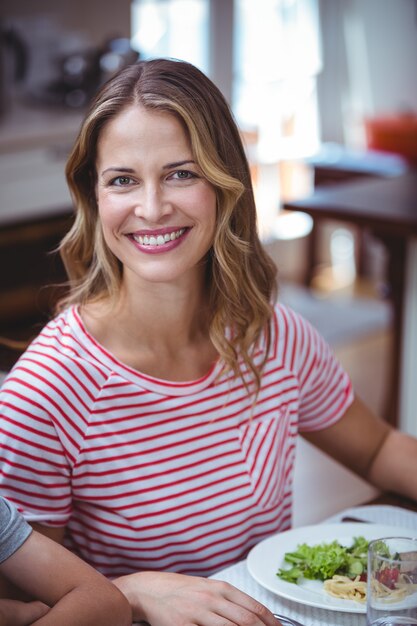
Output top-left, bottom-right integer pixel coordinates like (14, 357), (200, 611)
(360, 0), (417, 114)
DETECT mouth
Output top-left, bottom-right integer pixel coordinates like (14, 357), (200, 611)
(128, 227), (190, 253)
(131, 227), (186, 247)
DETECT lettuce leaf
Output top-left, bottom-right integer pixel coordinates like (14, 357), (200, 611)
(277, 536), (368, 584)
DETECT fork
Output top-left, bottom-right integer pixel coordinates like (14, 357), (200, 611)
(274, 613), (305, 626)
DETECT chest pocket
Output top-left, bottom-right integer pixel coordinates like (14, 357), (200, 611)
(237, 405), (292, 510)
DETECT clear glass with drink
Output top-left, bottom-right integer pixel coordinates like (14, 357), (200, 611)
(367, 536), (417, 625)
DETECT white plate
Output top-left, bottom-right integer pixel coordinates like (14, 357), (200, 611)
(247, 523), (414, 613)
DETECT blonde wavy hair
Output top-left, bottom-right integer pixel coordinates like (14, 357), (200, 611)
(59, 58), (278, 391)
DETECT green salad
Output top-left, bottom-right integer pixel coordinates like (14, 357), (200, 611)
(277, 536), (369, 584)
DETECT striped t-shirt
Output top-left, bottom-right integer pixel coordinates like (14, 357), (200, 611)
(0, 303), (353, 577)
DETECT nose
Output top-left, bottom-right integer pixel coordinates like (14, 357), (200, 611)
(134, 183), (172, 223)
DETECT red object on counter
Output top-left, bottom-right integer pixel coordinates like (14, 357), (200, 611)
(364, 114), (417, 165)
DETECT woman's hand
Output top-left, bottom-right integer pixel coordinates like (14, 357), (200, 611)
(113, 571), (279, 626)
(0, 599), (49, 626)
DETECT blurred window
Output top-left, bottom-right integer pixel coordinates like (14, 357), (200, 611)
(233, 0), (322, 161)
(131, 0), (321, 161)
(131, 0), (209, 73)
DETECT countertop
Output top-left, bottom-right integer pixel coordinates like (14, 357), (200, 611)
(0, 99), (83, 153)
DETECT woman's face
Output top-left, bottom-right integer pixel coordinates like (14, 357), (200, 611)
(95, 104), (217, 289)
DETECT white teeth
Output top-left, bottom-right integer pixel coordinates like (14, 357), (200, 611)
(132, 228), (185, 246)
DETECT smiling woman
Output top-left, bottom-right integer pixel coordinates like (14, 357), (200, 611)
(1, 58), (417, 626)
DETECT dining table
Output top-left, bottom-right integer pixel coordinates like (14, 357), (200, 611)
(128, 494), (417, 626)
(210, 497), (417, 626)
(282, 170), (417, 436)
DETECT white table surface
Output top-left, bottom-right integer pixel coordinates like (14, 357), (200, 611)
(210, 505), (417, 626)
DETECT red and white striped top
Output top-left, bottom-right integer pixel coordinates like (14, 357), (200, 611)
(0, 304), (353, 577)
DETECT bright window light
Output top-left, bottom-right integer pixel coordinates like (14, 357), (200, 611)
(131, 0), (209, 73)
(233, 0), (321, 161)
(272, 211), (313, 240)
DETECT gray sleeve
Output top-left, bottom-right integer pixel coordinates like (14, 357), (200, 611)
(0, 496), (33, 564)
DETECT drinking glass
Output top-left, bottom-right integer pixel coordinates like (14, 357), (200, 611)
(367, 536), (417, 626)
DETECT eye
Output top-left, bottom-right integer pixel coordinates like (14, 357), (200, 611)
(111, 175), (134, 186)
(171, 170), (197, 180)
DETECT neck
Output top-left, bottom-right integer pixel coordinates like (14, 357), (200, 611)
(126, 284), (209, 347)
(80, 269), (219, 381)
(93, 270), (211, 353)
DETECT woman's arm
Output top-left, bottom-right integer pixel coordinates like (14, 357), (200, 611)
(1, 530), (132, 626)
(303, 395), (417, 501)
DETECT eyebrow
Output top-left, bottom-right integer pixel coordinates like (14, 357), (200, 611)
(100, 160), (196, 177)
(163, 160), (196, 169)
(101, 167), (135, 176)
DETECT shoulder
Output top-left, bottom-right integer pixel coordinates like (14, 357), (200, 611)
(268, 300), (347, 380)
(0, 309), (114, 460)
(269, 303), (353, 427)
(4, 307), (111, 393)
(272, 301), (307, 331)
(0, 307), (114, 428)
(269, 301), (322, 357)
